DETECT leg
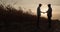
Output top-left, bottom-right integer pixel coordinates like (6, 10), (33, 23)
(37, 15), (40, 29)
(48, 17), (51, 29)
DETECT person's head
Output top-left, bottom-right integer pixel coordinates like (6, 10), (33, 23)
(48, 4), (51, 7)
(39, 4), (42, 7)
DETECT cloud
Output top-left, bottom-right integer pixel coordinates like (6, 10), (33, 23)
(39, 0), (60, 5)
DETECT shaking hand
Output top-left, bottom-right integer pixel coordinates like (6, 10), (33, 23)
(41, 12), (46, 14)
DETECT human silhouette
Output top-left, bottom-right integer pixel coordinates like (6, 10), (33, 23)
(47, 4), (52, 29)
(37, 4), (42, 29)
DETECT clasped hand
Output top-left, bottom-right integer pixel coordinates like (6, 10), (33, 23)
(41, 12), (47, 14)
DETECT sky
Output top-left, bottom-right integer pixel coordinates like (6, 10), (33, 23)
(0, 0), (60, 20)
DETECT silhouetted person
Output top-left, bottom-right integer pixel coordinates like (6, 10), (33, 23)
(37, 4), (42, 29)
(47, 4), (52, 29)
